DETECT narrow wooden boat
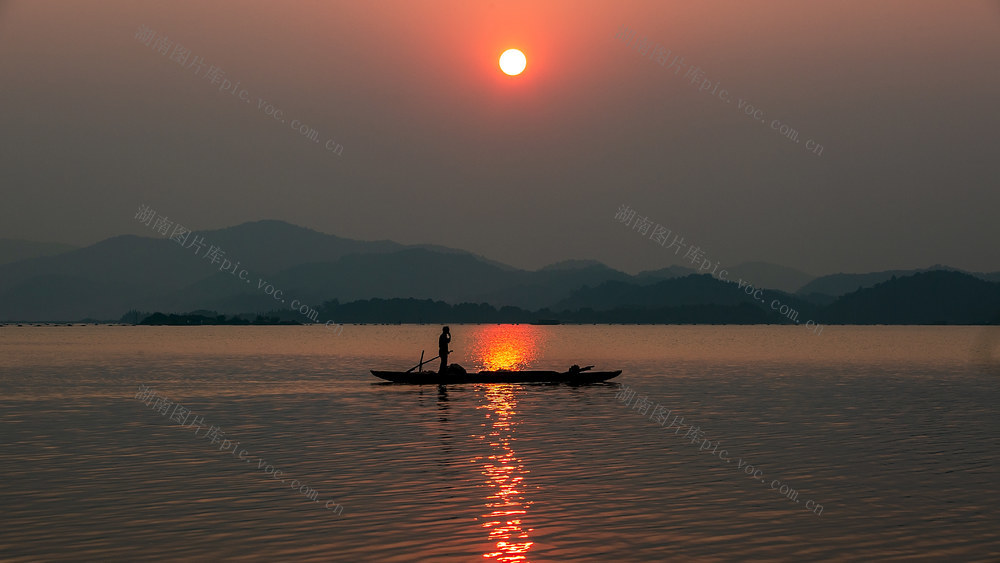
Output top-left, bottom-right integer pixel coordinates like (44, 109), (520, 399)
(370, 368), (621, 385)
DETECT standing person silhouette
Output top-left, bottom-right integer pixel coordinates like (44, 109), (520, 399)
(438, 326), (451, 373)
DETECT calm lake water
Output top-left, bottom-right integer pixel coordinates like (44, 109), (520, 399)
(1, 325), (998, 561)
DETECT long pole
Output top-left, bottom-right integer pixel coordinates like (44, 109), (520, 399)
(406, 350), (453, 373)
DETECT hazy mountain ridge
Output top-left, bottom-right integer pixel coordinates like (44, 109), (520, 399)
(547, 271), (999, 326)
(797, 264), (1000, 297)
(819, 270), (1000, 324)
(721, 261), (815, 293)
(0, 222), (627, 320)
(1, 221), (997, 323)
(0, 239), (77, 266)
(120, 269), (1000, 326)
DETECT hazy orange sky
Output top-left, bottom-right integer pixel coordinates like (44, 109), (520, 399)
(1, 0), (998, 274)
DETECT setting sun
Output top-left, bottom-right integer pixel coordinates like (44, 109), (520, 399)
(498, 48), (526, 76)
(471, 325), (540, 371)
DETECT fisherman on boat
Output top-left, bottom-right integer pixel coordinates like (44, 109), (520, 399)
(438, 326), (451, 373)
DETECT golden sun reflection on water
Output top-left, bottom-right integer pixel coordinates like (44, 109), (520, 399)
(470, 325), (543, 372)
(476, 384), (534, 562)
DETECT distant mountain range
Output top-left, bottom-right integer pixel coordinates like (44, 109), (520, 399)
(819, 270), (1000, 325)
(797, 265), (1000, 298)
(0, 239), (76, 266)
(723, 261), (815, 293)
(0, 220), (997, 324)
(546, 270), (1000, 326)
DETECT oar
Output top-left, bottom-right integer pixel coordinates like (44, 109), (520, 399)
(406, 350), (453, 373)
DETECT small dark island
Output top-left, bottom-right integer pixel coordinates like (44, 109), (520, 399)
(138, 313), (301, 326)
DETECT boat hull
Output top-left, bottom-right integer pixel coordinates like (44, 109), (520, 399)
(370, 369), (622, 385)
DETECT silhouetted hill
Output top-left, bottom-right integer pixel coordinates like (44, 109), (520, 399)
(2, 220), (997, 325)
(264, 248), (519, 305)
(0, 236), (209, 321)
(724, 262), (815, 293)
(797, 265), (996, 297)
(554, 302), (771, 324)
(393, 242), (518, 272)
(304, 271), (1000, 325)
(310, 298), (771, 325)
(0, 239), (76, 265)
(555, 275), (744, 311)
(188, 220), (406, 273)
(139, 312), (301, 325)
(820, 271), (1000, 324)
(539, 259), (608, 271)
(551, 274), (822, 323)
(633, 265), (696, 283)
(256, 251), (633, 311)
(0, 221), (523, 320)
(476, 262), (632, 309)
(0, 222), (632, 320)
(556, 275), (740, 308)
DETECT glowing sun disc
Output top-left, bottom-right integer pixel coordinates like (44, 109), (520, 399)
(499, 49), (526, 76)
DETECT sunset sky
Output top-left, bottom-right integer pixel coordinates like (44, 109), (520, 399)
(1, 0), (998, 275)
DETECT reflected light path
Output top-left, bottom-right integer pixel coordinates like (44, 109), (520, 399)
(467, 325), (543, 561)
(476, 384), (534, 562)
